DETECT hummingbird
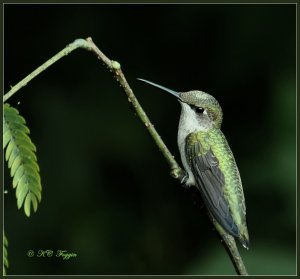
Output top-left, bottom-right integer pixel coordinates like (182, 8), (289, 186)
(137, 78), (249, 249)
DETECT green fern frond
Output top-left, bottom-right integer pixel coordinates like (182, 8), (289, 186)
(3, 232), (8, 275)
(3, 104), (42, 217)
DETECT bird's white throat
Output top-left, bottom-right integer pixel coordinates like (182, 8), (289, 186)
(177, 102), (212, 186)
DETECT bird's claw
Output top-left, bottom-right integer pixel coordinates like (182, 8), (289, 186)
(170, 168), (188, 185)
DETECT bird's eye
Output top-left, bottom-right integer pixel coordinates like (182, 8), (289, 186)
(195, 107), (204, 114)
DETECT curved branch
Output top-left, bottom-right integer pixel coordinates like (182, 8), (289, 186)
(4, 37), (248, 275)
(84, 37), (184, 180)
(84, 37), (248, 276)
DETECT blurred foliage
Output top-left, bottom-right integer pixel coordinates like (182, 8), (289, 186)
(4, 4), (296, 275)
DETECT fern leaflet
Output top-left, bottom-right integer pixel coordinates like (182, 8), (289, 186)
(3, 104), (42, 217)
(3, 232), (8, 275)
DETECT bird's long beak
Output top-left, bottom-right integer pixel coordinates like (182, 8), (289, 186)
(137, 78), (182, 100)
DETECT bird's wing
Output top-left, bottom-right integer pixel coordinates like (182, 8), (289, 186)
(185, 132), (239, 237)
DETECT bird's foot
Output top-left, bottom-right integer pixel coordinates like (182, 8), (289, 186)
(170, 168), (188, 186)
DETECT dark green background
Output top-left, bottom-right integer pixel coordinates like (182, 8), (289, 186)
(4, 3), (296, 275)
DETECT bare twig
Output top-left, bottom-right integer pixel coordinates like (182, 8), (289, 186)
(84, 37), (184, 180)
(212, 217), (248, 275)
(3, 39), (91, 103)
(4, 37), (248, 275)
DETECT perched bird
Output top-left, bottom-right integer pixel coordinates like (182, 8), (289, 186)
(138, 78), (249, 249)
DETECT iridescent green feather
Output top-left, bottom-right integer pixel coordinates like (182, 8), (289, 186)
(187, 129), (249, 246)
(207, 129), (246, 222)
(208, 129), (249, 246)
